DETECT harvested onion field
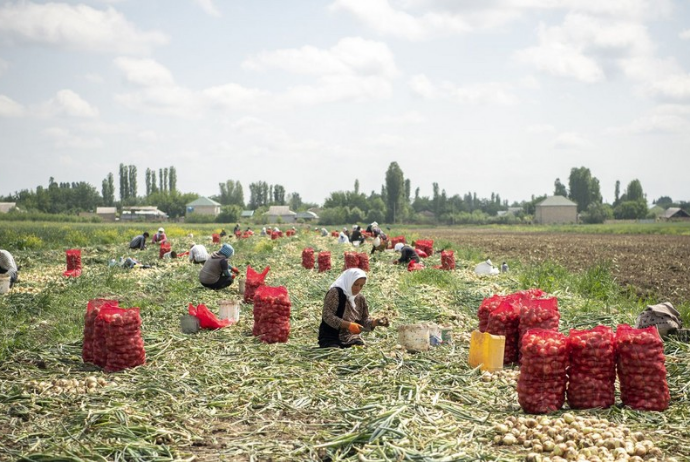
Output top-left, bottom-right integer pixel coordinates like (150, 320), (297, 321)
(0, 224), (689, 461)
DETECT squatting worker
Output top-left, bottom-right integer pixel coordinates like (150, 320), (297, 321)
(370, 227), (388, 255)
(0, 249), (19, 287)
(318, 268), (389, 348)
(188, 242), (209, 264)
(152, 227), (167, 245)
(393, 242), (420, 265)
(129, 232), (150, 250)
(199, 243), (239, 290)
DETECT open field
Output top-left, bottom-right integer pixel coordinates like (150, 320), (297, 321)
(0, 223), (689, 461)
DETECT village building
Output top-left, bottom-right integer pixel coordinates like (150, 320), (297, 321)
(186, 197), (221, 217)
(96, 207), (117, 222)
(534, 196), (578, 224)
(0, 202), (17, 213)
(296, 211), (319, 222)
(661, 207), (690, 221)
(264, 205), (297, 223)
(120, 206), (168, 222)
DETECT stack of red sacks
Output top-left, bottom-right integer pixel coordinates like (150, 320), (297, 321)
(331, 230), (339, 237)
(343, 251), (359, 270)
(517, 329), (569, 414)
(616, 324), (670, 411)
(414, 239), (433, 258)
(318, 251), (331, 272)
(63, 249), (82, 277)
(477, 289), (547, 333)
(82, 299), (146, 372)
(241, 230), (253, 238)
(486, 299), (521, 364)
(388, 236), (406, 249)
(518, 297), (560, 353)
(567, 326), (616, 409)
(286, 229), (295, 237)
(253, 286), (291, 343)
(244, 266), (270, 304)
(301, 248), (315, 269)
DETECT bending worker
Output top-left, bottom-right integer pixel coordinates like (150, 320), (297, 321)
(199, 243), (239, 290)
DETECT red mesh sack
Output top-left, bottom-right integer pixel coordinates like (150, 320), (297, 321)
(518, 297), (560, 352)
(63, 249), (82, 277)
(301, 248), (315, 269)
(286, 230), (295, 237)
(357, 253), (369, 272)
(518, 329), (568, 414)
(566, 326), (616, 409)
(615, 324), (670, 411)
(416, 250), (428, 259)
(389, 236), (406, 249)
(244, 265), (270, 303)
(271, 232), (279, 240)
(331, 231), (339, 237)
(159, 242), (171, 259)
(414, 239), (433, 257)
(478, 294), (505, 332)
(486, 300), (521, 364)
(102, 307), (146, 372)
(212, 233), (221, 244)
(440, 250), (455, 270)
(318, 251), (331, 272)
(82, 299), (118, 364)
(407, 260), (425, 271)
(253, 285), (291, 343)
(344, 251), (359, 270)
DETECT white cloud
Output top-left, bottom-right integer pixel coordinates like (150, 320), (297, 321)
(37, 90), (99, 118)
(137, 130), (159, 142)
(114, 57), (175, 86)
(681, 29), (690, 40)
(84, 73), (105, 84)
(442, 81), (518, 105)
(0, 58), (8, 77)
(527, 123), (555, 133)
(0, 95), (26, 117)
(607, 114), (690, 134)
(114, 85), (199, 117)
(0, 2), (168, 54)
(646, 73), (690, 101)
(203, 83), (270, 109)
(243, 37), (398, 79)
(408, 74), (439, 99)
(520, 75), (541, 89)
(44, 127), (103, 149)
(553, 131), (593, 149)
(283, 74), (393, 105)
(194, 0), (221, 18)
(515, 42), (604, 83)
(375, 111), (425, 124)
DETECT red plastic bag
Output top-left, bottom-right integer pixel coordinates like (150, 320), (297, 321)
(407, 260), (425, 271)
(245, 265), (270, 303)
(188, 303), (232, 329)
(159, 242), (171, 259)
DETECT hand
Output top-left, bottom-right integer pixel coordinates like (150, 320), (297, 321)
(231, 266), (240, 275)
(375, 317), (390, 328)
(347, 322), (363, 334)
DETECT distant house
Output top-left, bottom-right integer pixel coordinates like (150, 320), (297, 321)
(0, 202), (17, 213)
(648, 205), (665, 218)
(497, 207), (523, 218)
(96, 207), (117, 222)
(241, 210), (255, 219)
(264, 205), (297, 223)
(296, 211), (319, 221)
(661, 207), (690, 220)
(186, 197), (221, 217)
(121, 206), (168, 222)
(534, 196), (578, 224)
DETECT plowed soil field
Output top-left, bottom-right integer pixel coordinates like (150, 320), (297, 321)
(419, 228), (690, 304)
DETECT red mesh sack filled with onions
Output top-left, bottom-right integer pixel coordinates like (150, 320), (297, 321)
(318, 251), (331, 273)
(82, 299), (119, 364)
(518, 297), (560, 352)
(344, 251), (359, 270)
(389, 236), (406, 249)
(440, 250), (455, 270)
(253, 285), (291, 343)
(103, 307), (146, 372)
(615, 324), (670, 411)
(63, 249), (82, 277)
(566, 325), (616, 409)
(301, 248), (315, 269)
(517, 329), (568, 414)
(357, 253), (369, 272)
(486, 300), (521, 364)
(414, 239), (433, 257)
(244, 265), (270, 303)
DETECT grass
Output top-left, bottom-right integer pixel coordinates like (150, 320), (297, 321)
(0, 223), (688, 461)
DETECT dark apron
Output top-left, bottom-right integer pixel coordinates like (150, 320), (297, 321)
(318, 288), (346, 348)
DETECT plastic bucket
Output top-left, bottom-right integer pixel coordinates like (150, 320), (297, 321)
(0, 274), (10, 294)
(398, 324), (430, 352)
(424, 323), (442, 346)
(238, 279), (246, 295)
(219, 300), (241, 323)
(468, 330), (505, 372)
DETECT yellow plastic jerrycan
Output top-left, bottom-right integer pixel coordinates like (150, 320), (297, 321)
(468, 330), (506, 372)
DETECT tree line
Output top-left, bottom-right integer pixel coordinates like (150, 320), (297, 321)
(1, 162), (687, 224)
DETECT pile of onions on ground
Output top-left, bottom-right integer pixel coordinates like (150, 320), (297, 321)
(318, 251), (331, 272)
(301, 248), (315, 269)
(244, 265), (270, 303)
(616, 324), (670, 411)
(252, 285), (291, 343)
(517, 329), (568, 414)
(567, 325), (616, 409)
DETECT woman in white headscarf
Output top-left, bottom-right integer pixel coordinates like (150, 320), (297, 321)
(318, 268), (389, 348)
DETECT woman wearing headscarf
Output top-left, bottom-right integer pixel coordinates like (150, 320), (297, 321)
(393, 242), (420, 265)
(318, 268), (389, 348)
(199, 243), (239, 290)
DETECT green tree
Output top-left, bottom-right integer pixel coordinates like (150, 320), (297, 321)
(615, 201), (648, 219)
(128, 165), (137, 199)
(385, 162), (405, 223)
(581, 202), (613, 224)
(273, 185), (286, 205)
(101, 173), (115, 206)
(216, 205), (242, 223)
(145, 168), (152, 196)
(169, 166), (177, 192)
(554, 178), (567, 197)
(624, 179), (644, 202)
(614, 180), (621, 206)
(568, 167), (602, 213)
(119, 163), (128, 201)
(288, 192), (303, 211)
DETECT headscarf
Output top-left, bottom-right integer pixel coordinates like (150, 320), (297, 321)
(394, 243), (404, 252)
(330, 268), (367, 309)
(219, 243), (234, 258)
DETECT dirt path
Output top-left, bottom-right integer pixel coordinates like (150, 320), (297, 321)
(419, 228), (690, 305)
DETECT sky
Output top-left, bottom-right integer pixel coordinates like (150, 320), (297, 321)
(1, 0), (689, 207)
